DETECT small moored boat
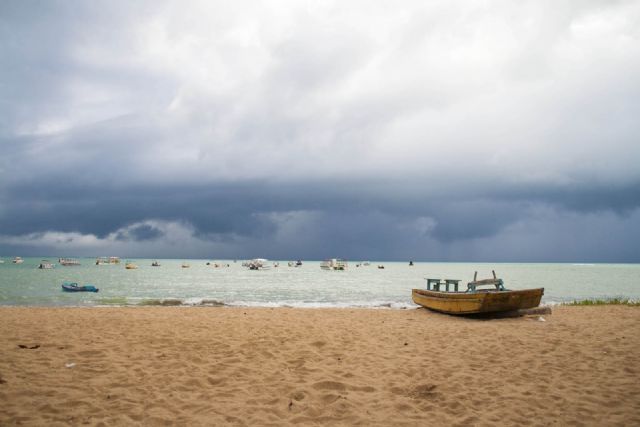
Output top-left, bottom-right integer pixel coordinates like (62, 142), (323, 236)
(12, 257), (24, 264)
(125, 261), (138, 270)
(244, 259), (271, 270)
(320, 259), (347, 270)
(62, 282), (99, 292)
(412, 271), (544, 315)
(38, 260), (55, 269)
(96, 256), (120, 265)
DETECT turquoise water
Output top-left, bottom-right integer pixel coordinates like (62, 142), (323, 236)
(0, 258), (638, 307)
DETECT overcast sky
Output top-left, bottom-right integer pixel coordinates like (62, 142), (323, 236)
(1, 0), (639, 261)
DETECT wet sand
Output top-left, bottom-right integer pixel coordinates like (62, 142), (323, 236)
(0, 306), (638, 426)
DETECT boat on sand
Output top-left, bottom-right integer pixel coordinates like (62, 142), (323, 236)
(412, 271), (544, 315)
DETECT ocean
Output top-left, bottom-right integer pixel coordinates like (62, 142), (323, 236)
(0, 258), (638, 307)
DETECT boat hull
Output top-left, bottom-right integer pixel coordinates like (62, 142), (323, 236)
(412, 288), (544, 314)
(62, 284), (99, 293)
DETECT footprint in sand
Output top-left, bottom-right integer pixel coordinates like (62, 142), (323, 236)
(408, 384), (439, 400)
(291, 390), (306, 401)
(312, 381), (347, 391)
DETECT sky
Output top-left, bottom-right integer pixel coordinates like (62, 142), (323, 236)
(1, 0), (639, 262)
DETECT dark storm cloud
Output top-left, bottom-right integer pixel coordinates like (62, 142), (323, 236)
(2, 176), (638, 242)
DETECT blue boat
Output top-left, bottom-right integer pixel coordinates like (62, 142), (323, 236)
(62, 282), (99, 293)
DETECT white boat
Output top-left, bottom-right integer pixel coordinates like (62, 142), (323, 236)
(125, 261), (138, 270)
(245, 258), (271, 270)
(59, 258), (80, 266)
(181, 262), (190, 268)
(12, 257), (24, 264)
(38, 260), (55, 269)
(96, 256), (120, 265)
(320, 258), (348, 270)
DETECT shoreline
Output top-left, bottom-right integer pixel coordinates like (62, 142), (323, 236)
(1, 306), (638, 425)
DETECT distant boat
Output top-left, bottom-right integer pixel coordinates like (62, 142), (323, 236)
(62, 282), (99, 293)
(320, 259), (347, 271)
(12, 257), (24, 264)
(96, 256), (120, 265)
(412, 271), (544, 315)
(151, 260), (161, 267)
(181, 262), (190, 268)
(377, 265), (385, 269)
(362, 261), (370, 266)
(208, 261), (229, 268)
(244, 259), (271, 270)
(38, 260), (55, 269)
(409, 261), (414, 266)
(59, 258), (80, 266)
(125, 261), (138, 270)
(0, 259), (4, 264)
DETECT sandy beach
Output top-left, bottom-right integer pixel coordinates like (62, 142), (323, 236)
(0, 306), (638, 426)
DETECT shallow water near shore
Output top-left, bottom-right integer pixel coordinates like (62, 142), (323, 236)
(0, 258), (638, 307)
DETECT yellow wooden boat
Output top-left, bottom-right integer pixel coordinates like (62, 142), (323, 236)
(412, 271), (544, 315)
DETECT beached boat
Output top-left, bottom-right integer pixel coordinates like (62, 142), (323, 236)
(412, 271), (544, 315)
(38, 260), (55, 269)
(320, 259), (347, 270)
(62, 282), (99, 293)
(12, 257), (24, 264)
(125, 261), (138, 270)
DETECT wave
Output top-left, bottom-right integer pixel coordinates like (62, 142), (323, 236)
(97, 297), (415, 309)
(137, 298), (227, 307)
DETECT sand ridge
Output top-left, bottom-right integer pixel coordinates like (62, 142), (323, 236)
(0, 306), (638, 426)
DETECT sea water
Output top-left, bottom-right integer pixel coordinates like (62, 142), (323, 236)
(0, 258), (638, 307)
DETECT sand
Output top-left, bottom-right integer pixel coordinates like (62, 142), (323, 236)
(0, 306), (638, 426)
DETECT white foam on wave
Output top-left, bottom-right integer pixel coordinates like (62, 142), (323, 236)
(224, 300), (418, 309)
